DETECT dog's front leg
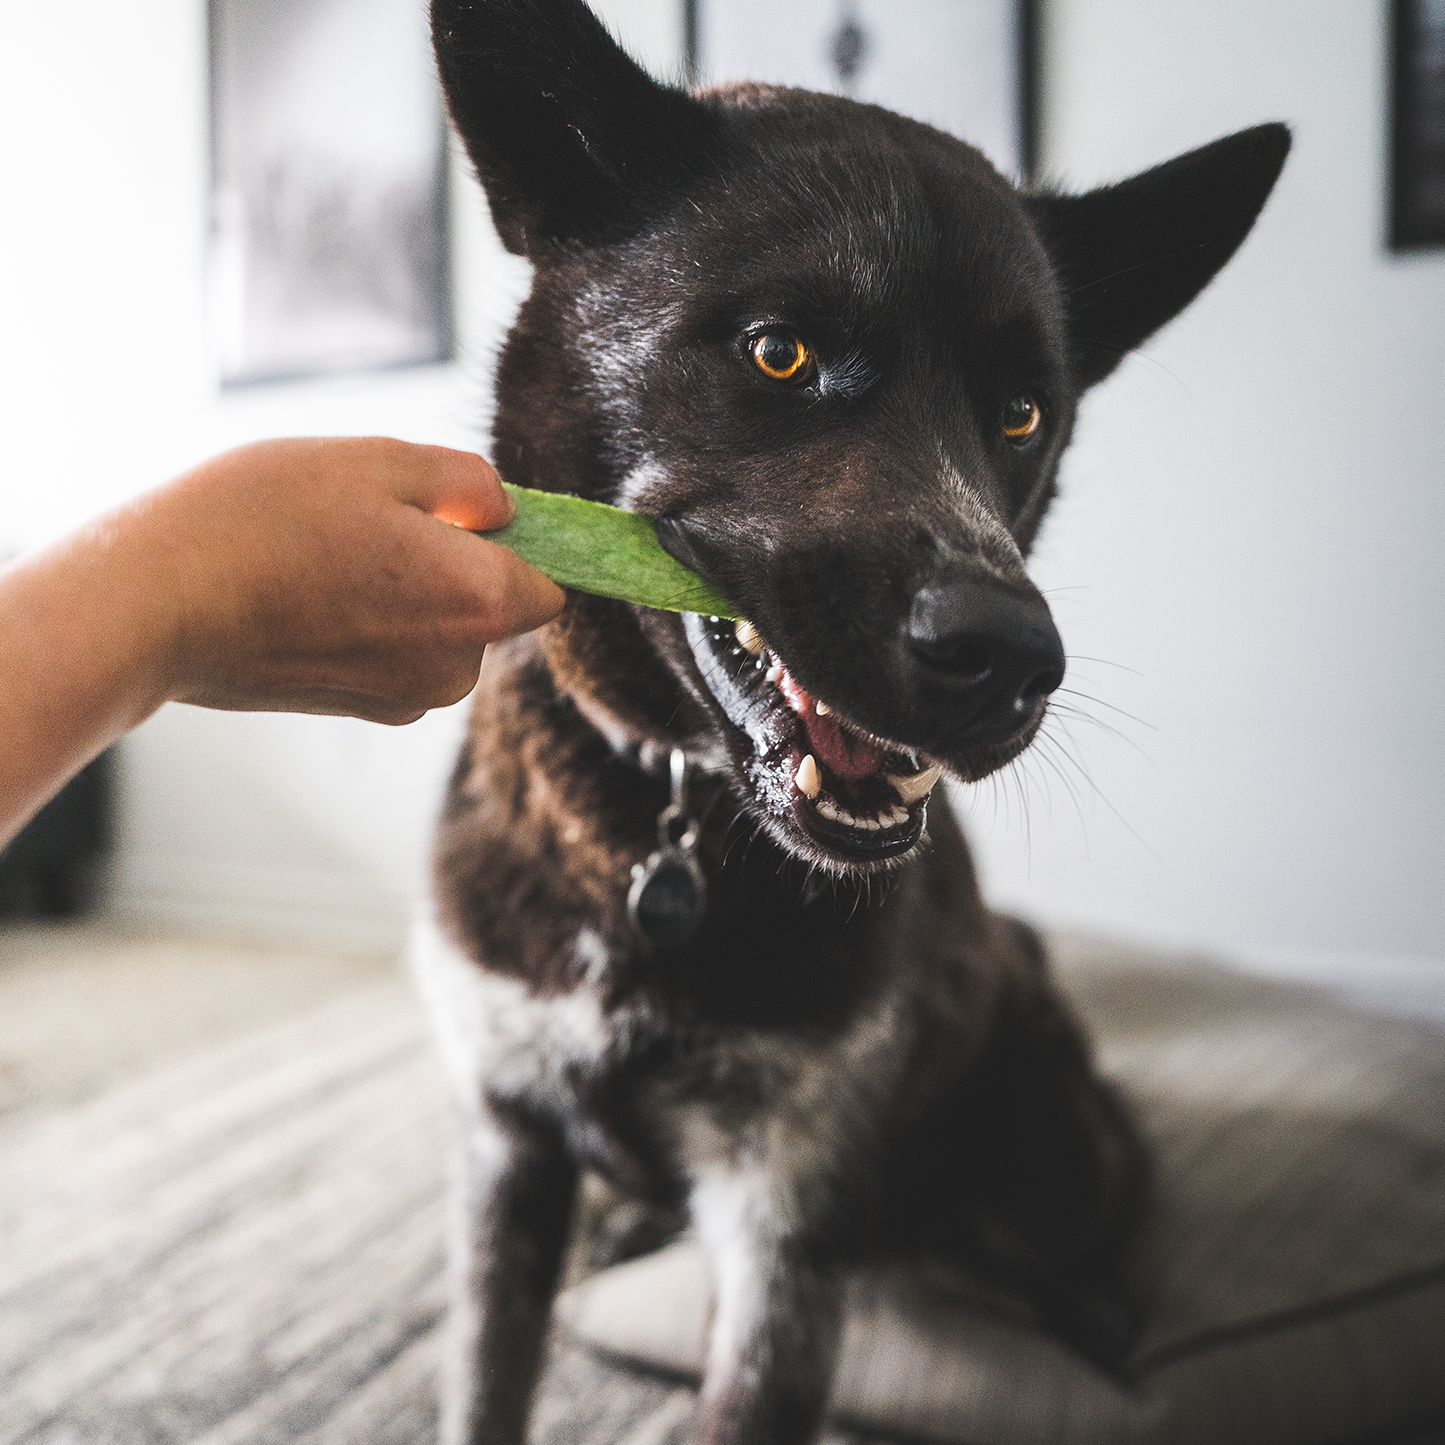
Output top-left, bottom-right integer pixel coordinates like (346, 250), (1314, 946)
(693, 1174), (844, 1445)
(443, 1105), (577, 1445)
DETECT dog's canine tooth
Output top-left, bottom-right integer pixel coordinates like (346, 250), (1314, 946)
(735, 619), (764, 655)
(765, 663), (783, 684)
(886, 764), (941, 804)
(815, 798), (840, 821)
(814, 700), (831, 716)
(794, 755), (821, 798)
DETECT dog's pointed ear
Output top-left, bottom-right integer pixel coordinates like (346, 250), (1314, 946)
(432, 0), (718, 254)
(1027, 123), (1290, 387)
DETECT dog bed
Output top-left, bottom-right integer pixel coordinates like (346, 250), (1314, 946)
(559, 938), (1445, 1445)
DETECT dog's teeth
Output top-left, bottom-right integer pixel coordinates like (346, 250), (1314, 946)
(794, 755), (821, 798)
(862, 816), (881, 831)
(735, 619), (764, 655)
(765, 663), (783, 684)
(888, 807), (909, 826)
(886, 764), (940, 804)
(816, 798), (840, 821)
(814, 700), (831, 716)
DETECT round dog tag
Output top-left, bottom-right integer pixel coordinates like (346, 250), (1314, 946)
(628, 845), (706, 949)
(628, 747), (706, 949)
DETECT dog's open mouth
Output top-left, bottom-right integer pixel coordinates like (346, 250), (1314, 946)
(684, 614), (939, 866)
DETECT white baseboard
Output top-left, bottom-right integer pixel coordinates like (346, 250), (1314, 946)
(103, 856), (1445, 1024)
(107, 855), (413, 955)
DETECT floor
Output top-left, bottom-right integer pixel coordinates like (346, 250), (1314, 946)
(0, 920), (709, 1445)
(1, 920), (1440, 1445)
(0, 922), (400, 1127)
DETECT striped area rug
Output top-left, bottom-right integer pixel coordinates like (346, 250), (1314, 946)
(0, 969), (708, 1445)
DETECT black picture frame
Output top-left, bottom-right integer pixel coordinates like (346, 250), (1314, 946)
(1390, 0), (1445, 250)
(683, 0), (1038, 183)
(207, 0), (454, 387)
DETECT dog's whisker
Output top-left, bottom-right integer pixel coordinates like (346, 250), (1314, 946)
(1055, 687), (1158, 733)
(1034, 719), (1098, 794)
(1031, 731), (1094, 841)
(977, 770), (1000, 833)
(738, 824), (766, 877)
(848, 875), (868, 922)
(1064, 654), (1146, 678)
(719, 807), (755, 869)
(1033, 720), (1171, 874)
(986, 754), (1033, 870)
(1046, 701), (1152, 761)
(1051, 710), (1149, 757)
(1027, 749), (1066, 844)
(1015, 757), (1036, 866)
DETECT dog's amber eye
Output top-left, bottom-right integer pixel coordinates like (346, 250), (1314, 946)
(1002, 393), (1042, 443)
(751, 332), (813, 383)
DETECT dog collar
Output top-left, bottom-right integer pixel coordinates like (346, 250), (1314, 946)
(627, 747), (707, 949)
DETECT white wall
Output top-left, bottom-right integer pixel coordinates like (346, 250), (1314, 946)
(0, 0), (527, 949)
(3, 2), (1440, 965)
(967, 0), (1445, 966)
(0, 0), (664, 951)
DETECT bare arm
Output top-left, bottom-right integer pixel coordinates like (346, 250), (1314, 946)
(0, 437), (565, 846)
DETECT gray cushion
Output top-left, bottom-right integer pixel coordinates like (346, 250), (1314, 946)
(558, 939), (1445, 1445)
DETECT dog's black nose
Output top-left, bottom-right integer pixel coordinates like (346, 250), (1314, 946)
(906, 580), (1065, 730)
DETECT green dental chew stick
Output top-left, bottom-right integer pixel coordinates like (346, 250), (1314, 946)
(483, 482), (741, 619)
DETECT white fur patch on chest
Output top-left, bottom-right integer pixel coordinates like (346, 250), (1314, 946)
(413, 912), (917, 1210)
(410, 914), (613, 1117)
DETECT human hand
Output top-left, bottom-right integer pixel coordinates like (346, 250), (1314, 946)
(0, 436), (567, 844)
(128, 436), (565, 724)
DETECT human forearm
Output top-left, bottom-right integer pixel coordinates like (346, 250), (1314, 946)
(0, 438), (564, 847)
(0, 509), (177, 846)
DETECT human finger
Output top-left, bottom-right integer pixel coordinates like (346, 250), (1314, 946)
(391, 443), (516, 533)
(446, 531), (567, 638)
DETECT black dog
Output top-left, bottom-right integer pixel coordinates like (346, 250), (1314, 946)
(415, 4), (1288, 1443)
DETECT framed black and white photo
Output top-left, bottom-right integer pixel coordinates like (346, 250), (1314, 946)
(1391, 0), (1445, 250)
(685, 0), (1037, 181)
(208, 0), (452, 387)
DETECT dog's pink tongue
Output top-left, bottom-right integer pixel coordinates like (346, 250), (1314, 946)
(778, 670), (883, 780)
